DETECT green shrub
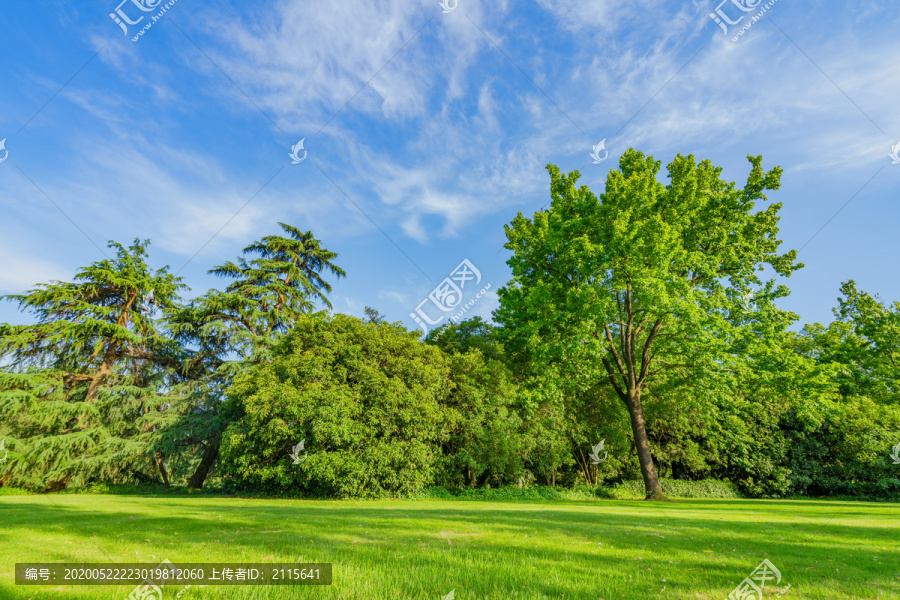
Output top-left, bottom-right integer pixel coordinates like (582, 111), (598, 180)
(781, 397), (900, 499)
(422, 486), (565, 501)
(592, 486), (618, 499)
(219, 314), (450, 498)
(433, 351), (527, 489)
(420, 486), (454, 499)
(607, 478), (741, 499)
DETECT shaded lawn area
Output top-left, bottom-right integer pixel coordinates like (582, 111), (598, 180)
(0, 495), (898, 599)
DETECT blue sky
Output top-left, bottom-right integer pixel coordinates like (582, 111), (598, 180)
(0, 0), (898, 333)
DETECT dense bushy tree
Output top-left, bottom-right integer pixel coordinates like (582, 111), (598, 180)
(218, 313), (449, 497)
(428, 318), (605, 489)
(427, 319), (526, 487)
(782, 281), (900, 497)
(798, 281), (899, 404)
(496, 151), (801, 498)
(425, 317), (503, 362)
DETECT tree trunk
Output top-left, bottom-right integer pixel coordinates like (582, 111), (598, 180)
(187, 435), (220, 489)
(625, 390), (664, 500)
(577, 447), (596, 486)
(48, 473), (72, 491)
(156, 452), (170, 488)
(86, 339), (119, 402)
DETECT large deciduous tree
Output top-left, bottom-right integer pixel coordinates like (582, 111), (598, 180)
(798, 281), (899, 404)
(495, 150), (801, 499)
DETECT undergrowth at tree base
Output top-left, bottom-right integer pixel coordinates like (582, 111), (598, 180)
(4, 476), (898, 502)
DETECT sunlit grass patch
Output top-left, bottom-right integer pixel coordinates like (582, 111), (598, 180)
(0, 495), (897, 599)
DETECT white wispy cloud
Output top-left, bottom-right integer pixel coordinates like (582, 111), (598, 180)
(0, 237), (71, 294)
(198, 0), (441, 131)
(43, 0), (900, 259)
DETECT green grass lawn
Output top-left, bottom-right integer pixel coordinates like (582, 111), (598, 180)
(0, 494), (898, 599)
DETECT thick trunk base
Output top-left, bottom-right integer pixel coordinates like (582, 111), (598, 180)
(624, 391), (664, 499)
(188, 435), (221, 489)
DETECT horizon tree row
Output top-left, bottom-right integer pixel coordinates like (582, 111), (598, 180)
(1, 150), (898, 499)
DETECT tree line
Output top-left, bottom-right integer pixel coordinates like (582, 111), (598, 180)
(1, 150), (898, 500)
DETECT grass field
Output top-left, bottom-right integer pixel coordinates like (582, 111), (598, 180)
(0, 494), (898, 599)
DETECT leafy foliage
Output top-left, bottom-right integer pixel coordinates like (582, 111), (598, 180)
(602, 478), (742, 499)
(0, 240), (188, 489)
(425, 317), (503, 361)
(435, 351), (525, 488)
(219, 313), (449, 498)
(163, 223), (346, 488)
(496, 150), (800, 498)
(2, 158), (898, 502)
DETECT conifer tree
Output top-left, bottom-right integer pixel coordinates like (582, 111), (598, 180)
(166, 223), (345, 487)
(0, 240), (187, 489)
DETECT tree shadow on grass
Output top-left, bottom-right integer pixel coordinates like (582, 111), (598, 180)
(0, 497), (898, 599)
